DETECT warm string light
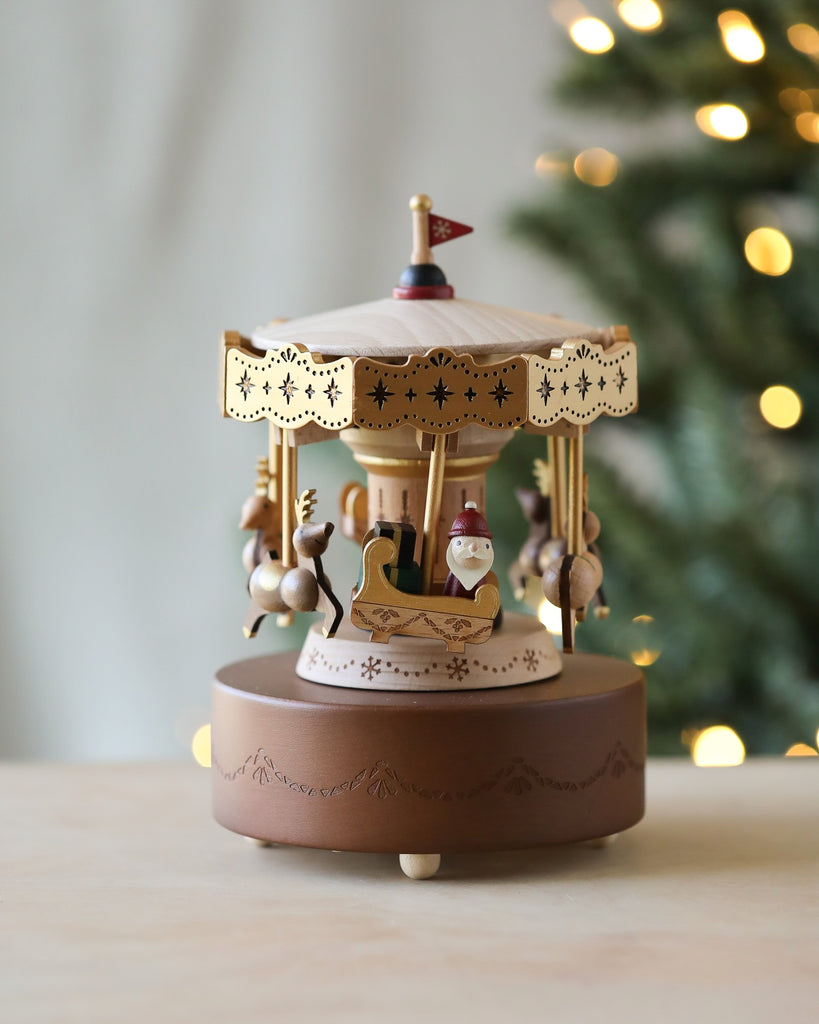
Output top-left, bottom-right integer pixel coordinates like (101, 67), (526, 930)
(617, 0), (663, 33)
(629, 614), (660, 667)
(784, 743), (818, 757)
(744, 227), (793, 276)
(691, 725), (745, 766)
(569, 16), (615, 53)
(787, 23), (819, 57)
(718, 10), (765, 63)
(695, 103), (748, 140)
(794, 111), (819, 142)
(574, 147), (620, 186)
(777, 89), (819, 143)
(537, 597), (564, 635)
(778, 87), (813, 114)
(536, 149), (620, 186)
(550, 0), (587, 26)
(759, 385), (802, 429)
(192, 723), (212, 767)
(535, 153), (570, 178)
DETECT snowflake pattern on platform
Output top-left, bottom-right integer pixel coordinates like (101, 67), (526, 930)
(446, 656), (470, 682)
(361, 656), (382, 681)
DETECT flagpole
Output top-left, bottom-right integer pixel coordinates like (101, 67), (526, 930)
(410, 194), (433, 265)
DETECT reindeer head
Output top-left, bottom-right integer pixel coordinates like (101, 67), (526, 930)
(293, 488), (334, 558)
(239, 494), (274, 531)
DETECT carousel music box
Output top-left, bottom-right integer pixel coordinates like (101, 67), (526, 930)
(212, 195), (645, 879)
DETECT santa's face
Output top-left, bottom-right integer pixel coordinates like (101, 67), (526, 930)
(446, 535), (494, 591)
(450, 536), (493, 569)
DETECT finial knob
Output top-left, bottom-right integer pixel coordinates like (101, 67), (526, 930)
(410, 194), (433, 213)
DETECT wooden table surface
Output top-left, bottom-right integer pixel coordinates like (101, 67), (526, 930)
(2, 759), (817, 1023)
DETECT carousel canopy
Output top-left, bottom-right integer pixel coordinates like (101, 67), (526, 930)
(251, 297), (616, 359)
(224, 200), (637, 435)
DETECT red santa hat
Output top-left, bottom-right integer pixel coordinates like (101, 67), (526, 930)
(448, 501), (492, 540)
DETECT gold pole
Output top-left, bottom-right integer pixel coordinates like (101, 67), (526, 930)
(277, 429), (298, 628)
(548, 435), (567, 539)
(420, 433), (447, 594)
(567, 431), (584, 556)
(267, 424), (281, 505)
(560, 430), (585, 653)
(281, 429), (295, 568)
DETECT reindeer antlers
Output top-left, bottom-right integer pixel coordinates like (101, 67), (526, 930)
(533, 458), (550, 498)
(295, 488), (318, 525)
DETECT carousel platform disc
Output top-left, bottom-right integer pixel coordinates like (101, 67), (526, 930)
(296, 612), (561, 691)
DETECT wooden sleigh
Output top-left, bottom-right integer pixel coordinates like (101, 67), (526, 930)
(350, 536), (500, 653)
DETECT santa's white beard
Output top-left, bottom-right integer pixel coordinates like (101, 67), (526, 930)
(446, 543), (493, 592)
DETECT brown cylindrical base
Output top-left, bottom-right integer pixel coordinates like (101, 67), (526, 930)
(212, 652), (645, 854)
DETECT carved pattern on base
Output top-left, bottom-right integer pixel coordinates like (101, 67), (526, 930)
(213, 741), (643, 802)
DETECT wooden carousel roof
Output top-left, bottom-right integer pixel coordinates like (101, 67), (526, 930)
(222, 327), (637, 434)
(224, 197), (637, 435)
(251, 297), (616, 359)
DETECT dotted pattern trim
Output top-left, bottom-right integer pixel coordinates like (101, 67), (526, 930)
(527, 340), (638, 427)
(222, 339), (638, 433)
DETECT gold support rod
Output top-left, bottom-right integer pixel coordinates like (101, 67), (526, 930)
(548, 435), (567, 539)
(420, 433), (447, 594)
(567, 431), (584, 556)
(562, 430), (585, 654)
(280, 428), (297, 568)
(267, 423), (282, 508)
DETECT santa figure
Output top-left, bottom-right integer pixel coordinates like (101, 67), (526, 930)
(442, 501), (495, 599)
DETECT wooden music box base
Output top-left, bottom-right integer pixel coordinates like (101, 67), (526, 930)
(212, 651), (646, 878)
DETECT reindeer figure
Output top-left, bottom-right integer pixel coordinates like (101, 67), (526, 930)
(239, 456), (282, 572)
(509, 458), (555, 599)
(244, 489), (344, 639)
(510, 458), (609, 619)
(509, 488), (553, 587)
(292, 490), (344, 639)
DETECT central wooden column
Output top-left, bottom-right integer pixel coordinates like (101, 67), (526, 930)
(340, 425), (514, 581)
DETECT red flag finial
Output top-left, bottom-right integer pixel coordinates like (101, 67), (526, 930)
(394, 195), (472, 300)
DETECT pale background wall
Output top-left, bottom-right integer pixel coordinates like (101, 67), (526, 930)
(0, 0), (612, 760)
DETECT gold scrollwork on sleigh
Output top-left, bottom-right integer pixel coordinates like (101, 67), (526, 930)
(350, 536), (500, 653)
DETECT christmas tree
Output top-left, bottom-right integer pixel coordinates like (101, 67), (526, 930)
(502, 0), (819, 754)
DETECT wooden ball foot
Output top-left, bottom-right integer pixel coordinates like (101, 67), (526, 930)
(582, 833), (619, 849)
(399, 853), (441, 879)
